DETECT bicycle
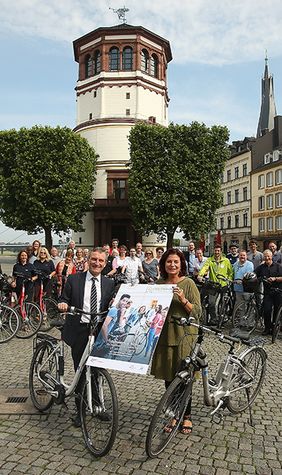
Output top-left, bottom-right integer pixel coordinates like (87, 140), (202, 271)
(34, 271), (61, 332)
(0, 274), (20, 343)
(145, 316), (267, 458)
(13, 273), (43, 339)
(29, 306), (118, 458)
(232, 291), (264, 333)
(200, 275), (235, 328)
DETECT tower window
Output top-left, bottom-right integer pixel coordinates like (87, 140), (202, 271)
(94, 50), (101, 75)
(94, 91), (97, 98)
(141, 49), (149, 73)
(85, 54), (93, 78)
(126, 92), (130, 99)
(109, 47), (120, 71)
(89, 113), (92, 120)
(122, 47), (133, 70)
(150, 54), (158, 78)
(126, 109), (130, 116)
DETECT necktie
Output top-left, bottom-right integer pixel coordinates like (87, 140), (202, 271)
(90, 277), (98, 314)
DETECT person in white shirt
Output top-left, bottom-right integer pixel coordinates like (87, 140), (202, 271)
(121, 248), (143, 285)
(193, 249), (208, 276)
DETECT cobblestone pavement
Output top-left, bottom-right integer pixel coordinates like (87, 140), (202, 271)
(0, 321), (282, 475)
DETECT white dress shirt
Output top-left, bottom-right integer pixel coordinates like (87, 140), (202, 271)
(81, 271), (102, 323)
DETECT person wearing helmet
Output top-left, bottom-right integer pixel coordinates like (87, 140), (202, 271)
(255, 249), (282, 335)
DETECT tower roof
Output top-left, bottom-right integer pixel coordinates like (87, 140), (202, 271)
(73, 23), (172, 63)
(256, 55), (277, 138)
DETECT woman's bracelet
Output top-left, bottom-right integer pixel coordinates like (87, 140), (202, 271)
(183, 299), (189, 306)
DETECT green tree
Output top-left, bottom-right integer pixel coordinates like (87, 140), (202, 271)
(0, 126), (97, 249)
(128, 121), (229, 248)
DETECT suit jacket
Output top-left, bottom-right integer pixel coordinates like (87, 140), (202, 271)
(60, 271), (115, 347)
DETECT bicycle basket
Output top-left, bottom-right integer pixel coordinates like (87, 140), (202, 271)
(203, 281), (222, 296)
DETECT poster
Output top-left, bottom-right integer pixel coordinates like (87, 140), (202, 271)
(87, 283), (174, 374)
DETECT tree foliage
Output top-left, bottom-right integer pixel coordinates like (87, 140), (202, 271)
(0, 126), (97, 248)
(128, 122), (230, 248)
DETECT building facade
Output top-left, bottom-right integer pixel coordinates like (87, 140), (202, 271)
(251, 115), (282, 249)
(215, 138), (254, 253)
(72, 23), (172, 247)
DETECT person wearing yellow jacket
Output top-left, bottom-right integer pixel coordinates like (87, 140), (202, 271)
(198, 245), (233, 324)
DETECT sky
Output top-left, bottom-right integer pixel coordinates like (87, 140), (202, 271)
(1, 0), (282, 242)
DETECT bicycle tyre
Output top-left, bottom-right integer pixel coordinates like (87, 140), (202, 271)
(133, 331), (147, 356)
(272, 306), (282, 344)
(16, 302), (43, 339)
(227, 346), (266, 414)
(0, 304), (20, 343)
(80, 367), (118, 458)
(232, 301), (258, 333)
(29, 342), (57, 412)
(201, 297), (210, 325)
(217, 298), (228, 329)
(40, 297), (60, 332)
(146, 373), (193, 458)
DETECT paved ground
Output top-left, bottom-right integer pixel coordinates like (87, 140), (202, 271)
(0, 257), (282, 474)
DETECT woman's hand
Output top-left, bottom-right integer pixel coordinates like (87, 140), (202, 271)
(173, 286), (186, 304)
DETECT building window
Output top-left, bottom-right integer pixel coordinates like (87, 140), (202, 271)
(126, 109), (130, 116)
(113, 179), (126, 200)
(243, 213), (248, 227)
(259, 218), (265, 232)
(273, 150), (281, 161)
(266, 172), (273, 187)
(227, 216), (231, 229)
(109, 47), (120, 71)
(276, 192), (282, 208)
(275, 169), (282, 185)
(242, 164), (247, 176)
(235, 215), (239, 227)
(258, 196), (265, 211)
(243, 187), (248, 201)
(227, 191), (231, 204)
(266, 194), (273, 209)
(89, 113), (92, 120)
(122, 47), (133, 70)
(235, 166), (239, 179)
(220, 173), (224, 184)
(94, 50), (101, 75)
(234, 189), (239, 203)
(258, 174), (265, 189)
(227, 170), (231, 182)
(141, 49), (149, 73)
(93, 91), (97, 98)
(276, 216), (282, 230)
(85, 54), (93, 78)
(264, 152), (272, 164)
(126, 92), (130, 99)
(150, 54), (158, 78)
(220, 217), (224, 230)
(267, 217), (273, 231)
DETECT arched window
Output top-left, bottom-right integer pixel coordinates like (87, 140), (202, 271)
(109, 47), (120, 71)
(141, 49), (149, 73)
(85, 54), (93, 78)
(122, 47), (133, 70)
(150, 54), (158, 78)
(94, 50), (101, 75)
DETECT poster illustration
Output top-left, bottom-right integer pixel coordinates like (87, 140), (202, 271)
(87, 283), (174, 374)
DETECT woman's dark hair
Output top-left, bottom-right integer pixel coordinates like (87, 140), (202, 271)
(17, 249), (28, 263)
(159, 248), (187, 279)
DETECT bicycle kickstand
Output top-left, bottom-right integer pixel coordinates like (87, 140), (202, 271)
(246, 388), (254, 427)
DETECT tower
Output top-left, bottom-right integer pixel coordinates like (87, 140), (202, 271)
(256, 55), (277, 138)
(72, 23), (172, 247)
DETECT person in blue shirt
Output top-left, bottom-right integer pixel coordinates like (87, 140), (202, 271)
(233, 250), (254, 304)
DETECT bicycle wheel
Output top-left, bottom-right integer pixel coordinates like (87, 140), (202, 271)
(232, 301), (258, 333)
(227, 346), (266, 414)
(0, 304), (20, 343)
(40, 297), (59, 332)
(16, 302), (43, 339)
(146, 374), (193, 458)
(29, 342), (57, 411)
(133, 331), (147, 356)
(217, 298), (228, 328)
(201, 297), (210, 325)
(272, 306), (282, 344)
(80, 367), (118, 458)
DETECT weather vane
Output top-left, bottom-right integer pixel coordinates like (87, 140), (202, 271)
(109, 6), (129, 24)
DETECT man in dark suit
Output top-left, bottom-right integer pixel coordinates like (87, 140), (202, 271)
(58, 247), (115, 426)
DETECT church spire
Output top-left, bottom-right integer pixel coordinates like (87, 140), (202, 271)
(256, 54), (277, 137)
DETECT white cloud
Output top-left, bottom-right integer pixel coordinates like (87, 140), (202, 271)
(1, 0), (282, 65)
